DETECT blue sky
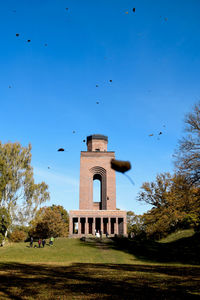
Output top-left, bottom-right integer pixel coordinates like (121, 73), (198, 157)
(0, 0), (199, 214)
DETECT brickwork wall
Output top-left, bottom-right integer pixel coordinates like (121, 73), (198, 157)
(87, 139), (107, 152)
(79, 151), (116, 210)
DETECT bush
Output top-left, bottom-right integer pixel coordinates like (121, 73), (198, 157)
(0, 233), (4, 246)
(9, 230), (27, 242)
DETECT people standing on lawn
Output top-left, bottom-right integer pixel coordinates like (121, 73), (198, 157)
(42, 239), (46, 248)
(30, 237), (33, 248)
(49, 236), (54, 246)
(38, 238), (42, 248)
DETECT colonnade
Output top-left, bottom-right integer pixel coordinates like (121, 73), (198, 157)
(69, 216), (125, 236)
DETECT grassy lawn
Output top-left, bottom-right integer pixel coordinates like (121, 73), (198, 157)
(0, 235), (200, 299)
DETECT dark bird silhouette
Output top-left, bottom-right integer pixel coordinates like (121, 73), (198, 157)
(111, 159), (134, 186)
(44, 43), (48, 47)
(66, 8), (69, 11)
(72, 131), (76, 134)
(16, 33), (19, 37)
(27, 39), (31, 42)
(96, 84), (99, 87)
(159, 132), (162, 135)
(57, 148), (65, 152)
(96, 101), (99, 104)
(8, 85), (12, 88)
(110, 159), (131, 173)
(83, 139), (86, 142)
(133, 8), (136, 12)
(48, 167), (50, 169)
(109, 80), (112, 82)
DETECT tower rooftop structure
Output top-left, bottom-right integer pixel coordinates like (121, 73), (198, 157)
(86, 134), (108, 152)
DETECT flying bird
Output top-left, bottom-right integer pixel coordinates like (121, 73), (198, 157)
(83, 139), (86, 142)
(48, 167), (50, 169)
(27, 39), (31, 42)
(16, 33), (19, 37)
(110, 159), (131, 173)
(72, 131), (76, 134)
(158, 132), (162, 135)
(96, 84), (99, 87)
(96, 101), (99, 104)
(111, 159), (134, 186)
(44, 43), (48, 47)
(133, 8), (136, 12)
(57, 148), (65, 152)
(66, 8), (69, 11)
(109, 79), (112, 82)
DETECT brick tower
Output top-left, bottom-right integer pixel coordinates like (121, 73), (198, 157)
(69, 134), (127, 236)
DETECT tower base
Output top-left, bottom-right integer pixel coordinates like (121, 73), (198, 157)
(69, 210), (127, 237)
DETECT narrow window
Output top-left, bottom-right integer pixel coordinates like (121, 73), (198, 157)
(93, 179), (101, 202)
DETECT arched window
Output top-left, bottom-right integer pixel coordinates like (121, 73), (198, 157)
(93, 174), (101, 203)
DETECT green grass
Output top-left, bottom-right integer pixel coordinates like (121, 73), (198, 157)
(159, 229), (195, 243)
(0, 235), (200, 299)
(0, 238), (135, 265)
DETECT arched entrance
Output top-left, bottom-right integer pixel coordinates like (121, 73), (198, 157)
(90, 166), (107, 210)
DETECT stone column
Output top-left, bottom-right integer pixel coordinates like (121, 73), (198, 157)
(92, 217), (95, 235)
(78, 217), (81, 235)
(116, 217), (118, 235)
(101, 217), (103, 234)
(69, 216), (73, 235)
(108, 217), (111, 235)
(123, 217), (127, 235)
(85, 217), (88, 235)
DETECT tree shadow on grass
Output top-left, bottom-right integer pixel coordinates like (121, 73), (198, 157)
(0, 262), (200, 299)
(81, 233), (200, 265)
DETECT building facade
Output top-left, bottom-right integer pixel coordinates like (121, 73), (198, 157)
(69, 134), (127, 237)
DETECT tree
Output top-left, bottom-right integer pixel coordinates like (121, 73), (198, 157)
(127, 211), (144, 236)
(29, 205), (69, 238)
(0, 207), (11, 245)
(137, 173), (200, 238)
(174, 102), (200, 186)
(51, 205), (69, 233)
(137, 173), (172, 208)
(0, 142), (50, 225)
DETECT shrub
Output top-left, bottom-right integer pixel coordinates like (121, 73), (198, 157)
(9, 230), (27, 242)
(0, 233), (4, 246)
